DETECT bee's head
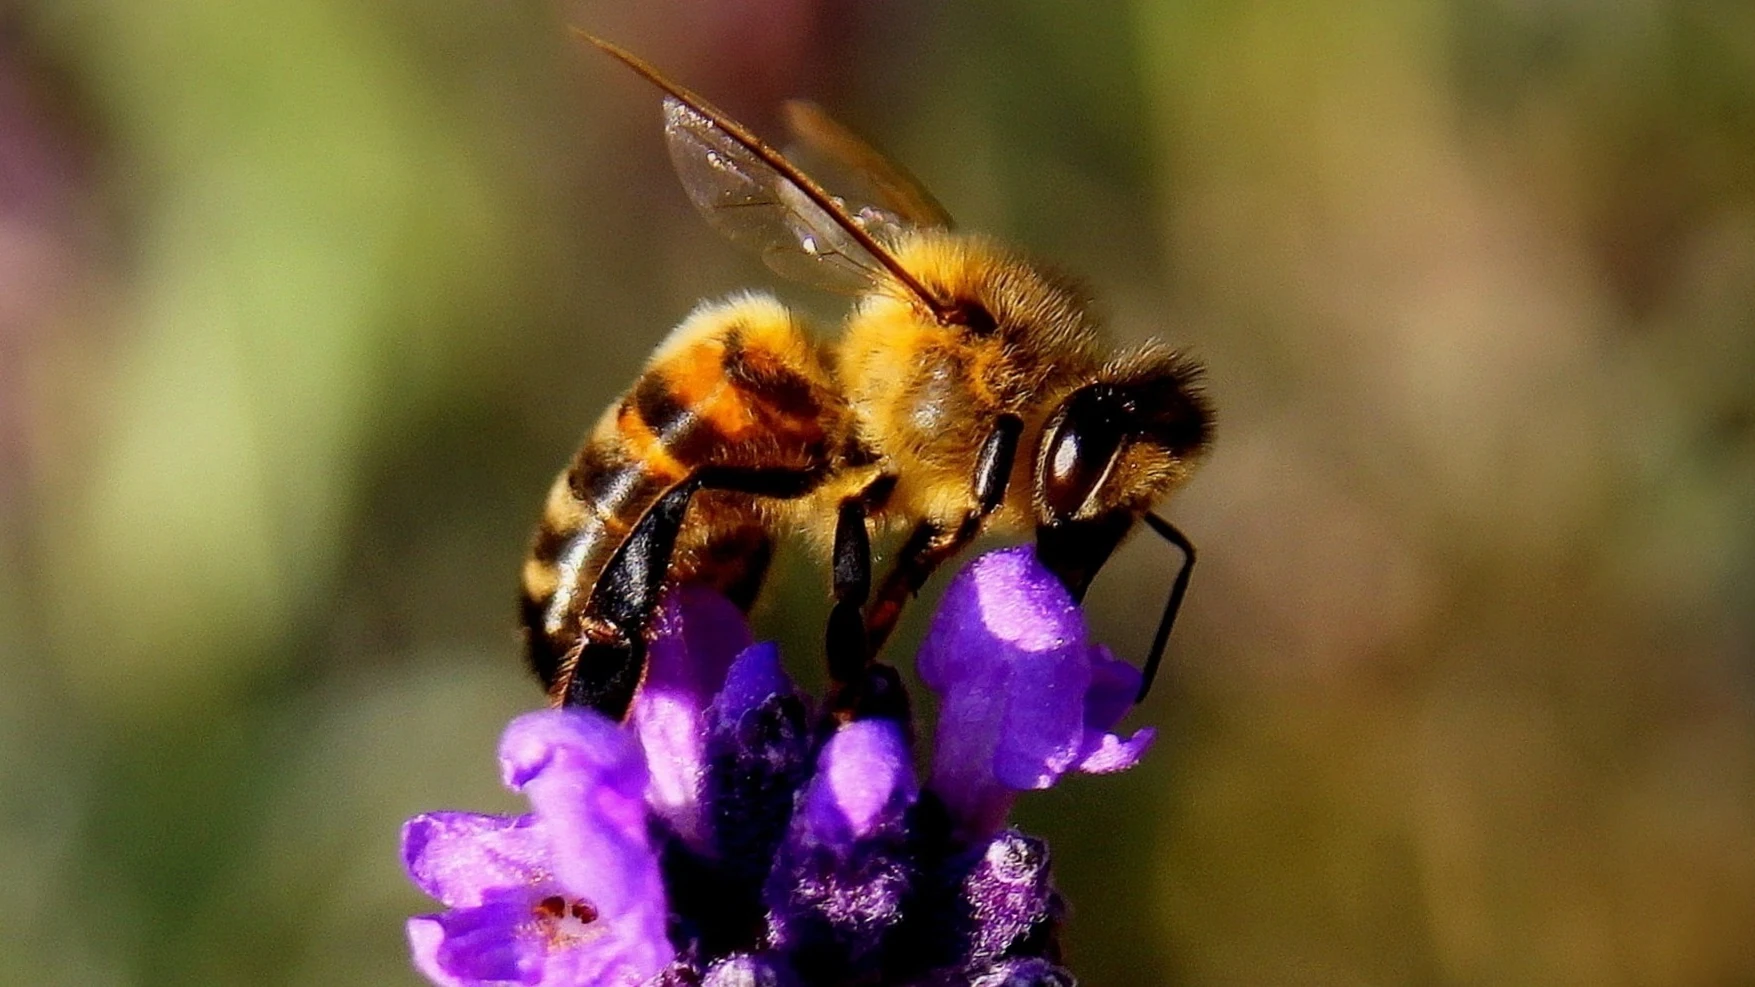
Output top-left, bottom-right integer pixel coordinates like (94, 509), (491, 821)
(1033, 347), (1213, 529)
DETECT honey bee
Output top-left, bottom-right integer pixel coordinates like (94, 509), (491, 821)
(522, 34), (1214, 718)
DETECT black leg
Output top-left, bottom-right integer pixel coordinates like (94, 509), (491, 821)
(559, 480), (695, 714)
(861, 415), (1021, 658)
(1137, 512), (1195, 704)
(557, 464), (823, 716)
(826, 497), (872, 687)
(864, 515), (978, 657)
(830, 477), (931, 721)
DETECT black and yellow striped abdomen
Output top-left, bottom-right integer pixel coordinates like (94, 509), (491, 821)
(521, 295), (844, 693)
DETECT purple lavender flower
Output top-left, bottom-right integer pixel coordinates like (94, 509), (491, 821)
(404, 712), (672, 985)
(404, 547), (1155, 986)
(919, 546), (1155, 838)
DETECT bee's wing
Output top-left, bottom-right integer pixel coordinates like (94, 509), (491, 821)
(781, 100), (954, 232)
(579, 32), (948, 312)
(664, 97), (900, 295)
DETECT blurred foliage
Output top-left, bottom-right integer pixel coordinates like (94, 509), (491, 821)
(2, 0), (1751, 985)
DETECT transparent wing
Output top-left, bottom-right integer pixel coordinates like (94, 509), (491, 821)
(664, 97), (896, 295)
(580, 31), (946, 311)
(782, 100), (954, 232)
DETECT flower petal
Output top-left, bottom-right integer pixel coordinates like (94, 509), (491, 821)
(1082, 646), (1141, 735)
(1071, 726), (1155, 774)
(710, 641), (793, 721)
(408, 899), (548, 986)
(702, 641), (812, 889)
(402, 812), (547, 909)
(632, 586), (752, 844)
(499, 708), (673, 977)
(805, 719), (917, 841)
(920, 547), (1152, 836)
(1073, 648), (1156, 772)
(407, 917), (471, 987)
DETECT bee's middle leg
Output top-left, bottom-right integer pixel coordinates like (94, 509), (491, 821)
(825, 475), (920, 720)
(827, 497), (872, 687)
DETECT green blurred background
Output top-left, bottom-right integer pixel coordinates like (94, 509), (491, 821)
(3, 0), (1752, 984)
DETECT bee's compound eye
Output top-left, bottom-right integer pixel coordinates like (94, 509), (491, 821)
(1040, 387), (1128, 522)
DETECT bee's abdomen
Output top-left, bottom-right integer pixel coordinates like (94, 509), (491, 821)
(520, 296), (838, 693)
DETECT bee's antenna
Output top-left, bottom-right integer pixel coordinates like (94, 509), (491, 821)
(1138, 513), (1196, 704)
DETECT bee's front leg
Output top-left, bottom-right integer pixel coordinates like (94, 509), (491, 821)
(861, 518), (974, 661)
(862, 414), (1024, 658)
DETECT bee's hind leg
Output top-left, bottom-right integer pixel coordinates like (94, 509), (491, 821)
(559, 465), (823, 716)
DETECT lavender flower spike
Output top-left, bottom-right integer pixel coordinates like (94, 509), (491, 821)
(405, 710), (674, 986)
(403, 546), (1165, 985)
(919, 545), (1156, 837)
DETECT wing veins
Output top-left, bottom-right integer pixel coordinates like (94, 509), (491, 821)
(782, 100), (953, 230)
(576, 29), (950, 319)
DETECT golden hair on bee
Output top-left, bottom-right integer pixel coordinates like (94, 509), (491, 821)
(523, 33), (1213, 718)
